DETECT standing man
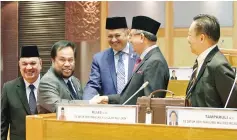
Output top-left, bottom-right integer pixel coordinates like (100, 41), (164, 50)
(186, 14), (237, 108)
(1, 45), (42, 140)
(92, 16), (169, 105)
(38, 40), (83, 113)
(83, 17), (137, 100)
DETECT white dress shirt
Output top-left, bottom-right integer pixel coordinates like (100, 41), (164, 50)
(196, 44), (217, 77)
(113, 43), (130, 83)
(140, 45), (157, 60)
(24, 75), (40, 103)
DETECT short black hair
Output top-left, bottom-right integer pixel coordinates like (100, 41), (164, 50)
(193, 14), (220, 43)
(172, 70), (176, 73)
(51, 40), (77, 59)
(169, 111), (177, 117)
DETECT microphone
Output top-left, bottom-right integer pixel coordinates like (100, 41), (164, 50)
(224, 69), (237, 108)
(122, 81), (149, 105)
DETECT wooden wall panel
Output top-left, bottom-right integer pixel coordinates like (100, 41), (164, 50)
(18, 1), (65, 75)
(1, 1), (18, 87)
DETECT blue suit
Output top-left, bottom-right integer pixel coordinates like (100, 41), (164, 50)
(83, 44), (137, 99)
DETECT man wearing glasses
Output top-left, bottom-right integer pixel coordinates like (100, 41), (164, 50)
(91, 16), (170, 105)
(83, 17), (137, 100)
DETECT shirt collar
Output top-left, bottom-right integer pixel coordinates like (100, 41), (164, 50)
(113, 42), (130, 56)
(63, 77), (72, 84)
(24, 75), (40, 89)
(197, 44), (217, 65)
(140, 44), (157, 60)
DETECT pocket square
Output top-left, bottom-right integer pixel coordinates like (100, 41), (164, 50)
(136, 70), (143, 74)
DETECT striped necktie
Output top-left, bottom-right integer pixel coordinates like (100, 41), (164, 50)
(67, 80), (78, 99)
(185, 60), (198, 106)
(117, 51), (125, 94)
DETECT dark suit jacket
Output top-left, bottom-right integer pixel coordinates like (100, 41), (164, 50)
(169, 121), (178, 126)
(108, 47), (170, 105)
(186, 46), (237, 108)
(1, 77), (32, 140)
(83, 44), (137, 100)
(171, 76), (177, 80)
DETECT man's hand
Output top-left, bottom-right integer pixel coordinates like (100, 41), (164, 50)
(89, 95), (108, 104)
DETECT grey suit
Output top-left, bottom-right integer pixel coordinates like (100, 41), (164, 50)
(1, 77), (32, 140)
(37, 67), (83, 113)
(108, 47), (170, 105)
(186, 46), (237, 108)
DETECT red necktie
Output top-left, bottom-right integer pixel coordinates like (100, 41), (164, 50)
(133, 58), (142, 72)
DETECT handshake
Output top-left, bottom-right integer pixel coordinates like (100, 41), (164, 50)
(89, 95), (109, 104)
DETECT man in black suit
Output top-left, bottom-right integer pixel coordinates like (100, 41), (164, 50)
(1, 46), (42, 140)
(171, 70), (177, 80)
(91, 16), (169, 105)
(186, 14), (237, 108)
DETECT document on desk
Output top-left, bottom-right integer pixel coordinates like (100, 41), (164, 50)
(166, 106), (237, 129)
(56, 104), (138, 124)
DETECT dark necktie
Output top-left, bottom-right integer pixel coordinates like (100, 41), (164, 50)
(185, 60), (198, 106)
(67, 80), (78, 99)
(29, 84), (37, 114)
(133, 58), (142, 72)
(117, 51), (125, 94)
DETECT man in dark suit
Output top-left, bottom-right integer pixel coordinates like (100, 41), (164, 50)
(171, 70), (177, 80)
(1, 45), (42, 140)
(186, 14), (237, 108)
(83, 17), (137, 100)
(38, 40), (83, 113)
(91, 16), (169, 105)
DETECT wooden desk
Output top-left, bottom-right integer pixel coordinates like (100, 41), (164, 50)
(26, 114), (237, 140)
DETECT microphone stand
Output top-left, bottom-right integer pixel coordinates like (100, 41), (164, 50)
(224, 69), (237, 108)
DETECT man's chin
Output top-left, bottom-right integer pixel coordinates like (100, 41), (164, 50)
(62, 72), (74, 78)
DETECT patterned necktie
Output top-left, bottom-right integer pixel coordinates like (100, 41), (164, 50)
(186, 60), (198, 106)
(29, 84), (37, 114)
(133, 58), (142, 72)
(67, 80), (78, 99)
(117, 51), (125, 94)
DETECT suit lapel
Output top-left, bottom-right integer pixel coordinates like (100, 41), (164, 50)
(122, 47), (158, 94)
(128, 44), (137, 78)
(16, 77), (31, 114)
(187, 46), (219, 97)
(107, 49), (117, 89)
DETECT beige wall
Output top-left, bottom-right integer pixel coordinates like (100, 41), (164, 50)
(102, 1), (237, 67)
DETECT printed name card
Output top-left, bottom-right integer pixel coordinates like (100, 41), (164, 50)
(57, 104), (138, 124)
(166, 106), (237, 129)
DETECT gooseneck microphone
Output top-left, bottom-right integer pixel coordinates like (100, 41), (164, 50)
(122, 81), (149, 105)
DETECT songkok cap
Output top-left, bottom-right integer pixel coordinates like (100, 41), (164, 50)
(131, 16), (161, 35)
(106, 17), (128, 29)
(20, 45), (40, 58)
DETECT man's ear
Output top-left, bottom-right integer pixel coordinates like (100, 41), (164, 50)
(140, 33), (145, 43)
(200, 34), (206, 43)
